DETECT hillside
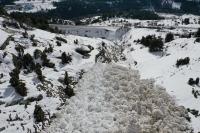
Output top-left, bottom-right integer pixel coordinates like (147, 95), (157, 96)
(2, 0), (200, 19)
(45, 64), (192, 133)
(0, 16), (123, 132)
(0, 13), (200, 132)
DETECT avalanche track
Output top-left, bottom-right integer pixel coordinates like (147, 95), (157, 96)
(45, 64), (192, 133)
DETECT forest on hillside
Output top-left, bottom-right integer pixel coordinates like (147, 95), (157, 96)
(42, 0), (200, 19)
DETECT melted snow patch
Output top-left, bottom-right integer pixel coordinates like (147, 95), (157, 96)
(45, 64), (192, 133)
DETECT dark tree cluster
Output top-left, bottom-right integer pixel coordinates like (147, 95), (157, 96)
(34, 105), (45, 123)
(15, 44), (25, 58)
(22, 30), (28, 38)
(30, 35), (35, 41)
(61, 52), (72, 65)
(9, 12), (61, 33)
(2, 20), (20, 29)
(0, 6), (8, 16)
(74, 39), (78, 44)
(195, 37), (200, 43)
(13, 50), (35, 73)
(34, 49), (42, 59)
(176, 57), (190, 67)
(63, 72), (74, 98)
(35, 63), (45, 82)
(187, 108), (200, 118)
(182, 18), (190, 25)
(41, 51), (55, 68)
(165, 33), (174, 43)
(138, 35), (164, 52)
(22, 53), (35, 72)
(10, 12), (49, 30)
(192, 88), (200, 99)
(188, 77), (199, 86)
(13, 47), (46, 82)
(195, 28), (200, 37)
(43, 0), (163, 20)
(55, 36), (67, 43)
(34, 48), (55, 68)
(56, 41), (61, 46)
(44, 45), (53, 53)
(9, 68), (27, 96)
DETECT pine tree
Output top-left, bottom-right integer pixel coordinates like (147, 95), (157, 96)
(15, 45), (24, 58)
(22, 53), (35, 71)
(64, 85), (75, 98)
(12, 55), (23, 70)
(165, 33), (174, 43)
(34, 49), (42, 59)
(63, 71), (74, 97)
(22, 30), (28, 38)
(61, 52), (72, 64)
(35, 63), (44, 82)
(196, 28), (200, 37)
(9, 68), (27, 96)
(34, 105), (45, 123)
(9, 68), (20, 87)
(56, 41), (61, 46)
(41, 51), (55, 68)
(16, 81), (27, 96)
(64, 71), (72, 85)
(176, 57), (190, 67)
(196, 77), (199, 85)
(44, 44), (53, 53)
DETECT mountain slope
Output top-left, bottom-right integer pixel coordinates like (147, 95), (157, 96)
(1, 13), (200, 133)
(0, 16), (122, 133)
(120, 22), (200, 132)
(44, 64), (192, 133)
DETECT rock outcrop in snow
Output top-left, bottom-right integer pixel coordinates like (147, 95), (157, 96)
(45, 64), (192, 133)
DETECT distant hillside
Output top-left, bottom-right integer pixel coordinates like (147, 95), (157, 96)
(43, 0), (200, 19)
(1, 0), (200, 20)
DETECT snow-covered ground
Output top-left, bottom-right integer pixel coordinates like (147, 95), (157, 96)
(6, 0), (59, 13)
(44, 64), (192, 133)
(0, 17), (122, 132)
(1, 13), (200, 132)
(121, 27), (200, 132)
(0, 29), (9, 47)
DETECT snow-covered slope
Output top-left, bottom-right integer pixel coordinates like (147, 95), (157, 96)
(121, 27), (200, 132)
(0, 17), (122, 133)
(88, 14), (200, 132)
(44, 64), (192, 133)
(1, 13), (200, 133)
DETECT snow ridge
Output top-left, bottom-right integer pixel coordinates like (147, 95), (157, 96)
(45, 64), (192, 133)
